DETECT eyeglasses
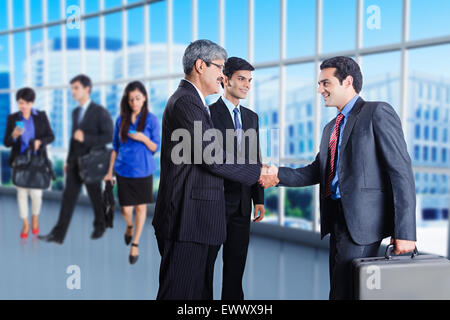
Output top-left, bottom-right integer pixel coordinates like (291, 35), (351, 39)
(204, 61), (224, 72)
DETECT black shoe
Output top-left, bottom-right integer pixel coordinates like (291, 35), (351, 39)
(38, 232), (63, 244)
(129, 243), (139, 265)
(124, 225), (133, 245)
(91, 228), (106, 240)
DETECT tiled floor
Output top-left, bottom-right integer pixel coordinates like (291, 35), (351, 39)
(0, 192), (330, 300)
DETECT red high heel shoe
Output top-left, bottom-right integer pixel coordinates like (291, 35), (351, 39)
(20, 231), (29, 239)
(32, 227), (40, 235)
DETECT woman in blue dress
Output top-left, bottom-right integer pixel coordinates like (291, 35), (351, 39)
(105, 81), (160, 264)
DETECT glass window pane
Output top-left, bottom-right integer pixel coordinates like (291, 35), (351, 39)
(106, 83), (124, 119)
(66, 39), (81, 82)
(322, 0), (356, 54)
(408, 45), (450, 256)
(30, 0), (43, 25)
(13, 32), (26, 88)
(50, 154), (66, 191)
(225, 0), (248, 60)
(13, 0), (25, 28)
(198, 0), (218, 43)
(148, 79), (167, 191)
(415, 172), (449, 257)
(254, 0), (279, 63)
(283, 165), (314, 231)
(85, 17), (101, 83)
(84, 0), (99, 13)
(0, 35), (9, 80)
(0, 80), (11, 144)
(1, 149), (12, 184)
(47, 0), (61, 22)
(410, 0), (450, 41)
(149, 0), (168, 76)
(48, 88), (64, 148)
(360, 51), (401, 113)
(284, 63), (316, 160)
(254, 67), (280, 222)
(173, 0), (192, 44)
(362, 0), (401, 47)
(105, 12), (122, 79)
(105, 0), (121, 9)
(48, 25), (63, 86)
(286, 0), (315, 58)
(0, 0), (7, 31)
(30, 29), (44, 88)
(127, 6), (145, 78)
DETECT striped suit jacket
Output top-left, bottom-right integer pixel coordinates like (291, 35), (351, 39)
(152, 80), (262, 245)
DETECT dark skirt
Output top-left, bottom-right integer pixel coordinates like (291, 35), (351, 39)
(116, 174), (154, 207)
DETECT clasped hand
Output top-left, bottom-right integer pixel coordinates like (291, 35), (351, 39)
(258, 164), (279, 189)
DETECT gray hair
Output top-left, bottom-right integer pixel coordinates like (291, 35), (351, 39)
(182, 39), (228, 75)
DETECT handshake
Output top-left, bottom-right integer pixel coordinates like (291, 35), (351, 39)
(258, 164), (279, 189)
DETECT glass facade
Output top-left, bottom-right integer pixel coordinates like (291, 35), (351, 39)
(0, 0), (449, 256)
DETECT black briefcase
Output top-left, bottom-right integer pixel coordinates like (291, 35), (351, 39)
(78, 146), (112, 184)
(353, 245), (450, 300)
(102, 180), (115, 228)
(12, 149), (55, 189)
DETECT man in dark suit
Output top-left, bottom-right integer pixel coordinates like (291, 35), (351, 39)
(152, 40), (263, 300)
(260, 56), (417, 300)
(209, 57), (264, 300)
(39, 74), (113, 244)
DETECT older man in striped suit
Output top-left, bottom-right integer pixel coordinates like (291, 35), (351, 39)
(152, 40), (262, 300)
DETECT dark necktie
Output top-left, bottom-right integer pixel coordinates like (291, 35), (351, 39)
(233, 107), (242, 151)
(325, 113), (344, 198)
(77, 107), (83, 127)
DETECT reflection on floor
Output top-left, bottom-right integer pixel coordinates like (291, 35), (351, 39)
(0, 193), (330, 300)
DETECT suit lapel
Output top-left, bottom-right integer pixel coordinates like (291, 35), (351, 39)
(338, 97), (365, 157)
(320, 121), (334, 175)
(215, 97), (235, 130)
(78, 102), (95, 129)
(240, 106), (251, 131)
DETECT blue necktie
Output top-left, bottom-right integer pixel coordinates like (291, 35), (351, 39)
(233, 107), (242, 150)
(77, 107), (84, 126)
(204, 104), (210, 117)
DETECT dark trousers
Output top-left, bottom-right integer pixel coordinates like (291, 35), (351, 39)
(219, 208), (251, 300)
(156, 237), (220, 300)
(327, 199), (381, 300)
(51, 163), (105, 241)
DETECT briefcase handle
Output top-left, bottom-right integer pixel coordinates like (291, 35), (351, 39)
(385, 244), (419, 259)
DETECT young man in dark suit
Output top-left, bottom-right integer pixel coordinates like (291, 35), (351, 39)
(260, 56), (417, 299)
(39, 74), (113, 244)
(152, 40), (263, 300)
(209, 57), (264, 300)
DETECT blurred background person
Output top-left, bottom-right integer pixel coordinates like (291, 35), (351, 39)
(39, 74), (114, 244)
(3, 87), (54, 239)
(104, 81), (160, 264)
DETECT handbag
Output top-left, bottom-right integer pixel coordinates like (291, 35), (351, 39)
(78, 146), (112, 184)
(12, 148), (55, 189)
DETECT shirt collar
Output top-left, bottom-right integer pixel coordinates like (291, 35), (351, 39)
(183, 79), (207, 107)
(80, 99), (91, 110)
(339, 95), (359, 118)
(20, 108), (38, 119)
(222, 96), (240, 114)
